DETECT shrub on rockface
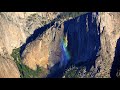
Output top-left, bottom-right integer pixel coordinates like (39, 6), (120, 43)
(11, 48), (43, 78)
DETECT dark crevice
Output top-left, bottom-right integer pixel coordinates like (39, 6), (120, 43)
(46, 62), (65, 78)
(65, 12), (101, 71)
(110, 38), (120, 78)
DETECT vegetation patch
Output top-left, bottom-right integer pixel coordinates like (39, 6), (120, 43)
(11, 48), (43, 78)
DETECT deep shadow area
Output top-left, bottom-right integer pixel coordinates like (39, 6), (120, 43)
(110, 38), (120, 78)
(64, 12), (101, 72)
(47, 12), (101, 78)
(46, 62), (65, 78)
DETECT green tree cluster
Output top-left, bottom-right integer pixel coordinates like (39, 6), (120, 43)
(11, 48), (42, 78)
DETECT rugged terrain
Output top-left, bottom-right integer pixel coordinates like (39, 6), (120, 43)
(0, 12), (120, 78)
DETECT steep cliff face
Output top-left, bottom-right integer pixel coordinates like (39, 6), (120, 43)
(0, 53), (20, 78)
(0, 14), (26, 55)
(0, 12), (60, 78)
(0, 12), (60, 55)
(64, 12), (100, 65)
(0, 12), (120, 78)
(95, 12), (120, 78)
(0, 12), (86, 55)
(21, 24), (64, 71)
(63, 12), (120, 78)
(21, 12), (120, 78)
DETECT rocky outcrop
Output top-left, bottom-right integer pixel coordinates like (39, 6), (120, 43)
(95, 12), (120, 78)
(0, 12), (60, 55)
(21, 12), (120, 78)
(0, 12), (60, 78)
(0, 53), (20, 78)
(21, 24), (64, 70)
(0, 12), (86, 55)
(0, 14), (26, 55)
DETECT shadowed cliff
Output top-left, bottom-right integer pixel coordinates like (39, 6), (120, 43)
(64, 12), (100, 71)
(110, 38), (120, 78)
(47, 12), (101, 78)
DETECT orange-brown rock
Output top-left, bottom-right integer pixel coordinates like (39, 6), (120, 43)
(0, 54), (20, 78)
(22, 24), (64, 70)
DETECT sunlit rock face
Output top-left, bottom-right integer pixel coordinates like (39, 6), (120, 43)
(0, 54), (20, 78)
(95, 12), (120, 78)
(64, 12), (101, 65)
(21, 23), (64, 71)
(0, 12), (61, 78)
(0, 12), (60, 55)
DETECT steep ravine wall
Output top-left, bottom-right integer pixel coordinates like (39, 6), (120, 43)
(48, 12), (120, 78)
(21, 12), (120, 78)
(0, 12), (120, 78)
(64, 12), (120, 78)
(95, 12), (120, 78)
(64, 12), (100, 66)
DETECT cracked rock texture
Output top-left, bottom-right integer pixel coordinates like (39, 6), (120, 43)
(21, 24), (64, 70)
(0, 12), (60, 78)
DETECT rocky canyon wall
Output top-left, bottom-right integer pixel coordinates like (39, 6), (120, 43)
(0, 12), (120, 78)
